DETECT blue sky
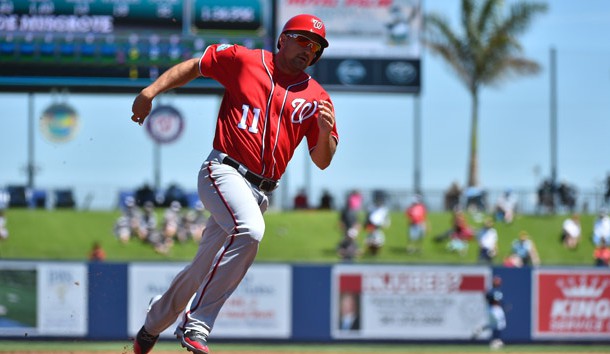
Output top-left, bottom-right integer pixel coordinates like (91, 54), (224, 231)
(1, 0), (609, 210)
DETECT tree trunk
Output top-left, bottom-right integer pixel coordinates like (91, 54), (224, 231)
(467, 88), (479, 187)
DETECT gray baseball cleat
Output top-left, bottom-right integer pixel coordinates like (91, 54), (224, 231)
(179, 329), (210, 354)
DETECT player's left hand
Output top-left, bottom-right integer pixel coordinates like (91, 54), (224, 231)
(317, 100), (335, 133)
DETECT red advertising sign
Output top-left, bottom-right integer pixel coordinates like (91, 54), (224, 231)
(533, 269), (610, 339)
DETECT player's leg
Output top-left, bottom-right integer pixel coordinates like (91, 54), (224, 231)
(143, 217), (228, 334)
(134, 213), (229, 354)
(177, 160), (268, 353)
(134, 156), (256, 354)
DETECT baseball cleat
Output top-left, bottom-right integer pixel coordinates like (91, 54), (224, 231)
(180, 329), (210, 354)
(133, 326), (159, 354)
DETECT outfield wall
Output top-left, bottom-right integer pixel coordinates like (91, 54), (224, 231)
(0, 261), (608, 343)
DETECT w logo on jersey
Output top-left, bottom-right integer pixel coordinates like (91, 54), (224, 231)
(291, 98), (318, 123)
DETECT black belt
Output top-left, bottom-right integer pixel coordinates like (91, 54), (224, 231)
(221, 156), (279, 193)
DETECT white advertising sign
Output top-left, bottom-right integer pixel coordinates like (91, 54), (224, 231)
(37, 263), (88, 335)
(128, 263), (292, 339)
(128, 263), (188, 337)
(276, 0), (422, 59)
(214, 264), (292, 338)
(0, 261), (88, 336)
(331, 265), (490, 339)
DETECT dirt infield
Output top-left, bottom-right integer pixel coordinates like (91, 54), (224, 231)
(1, 342), (608, 354)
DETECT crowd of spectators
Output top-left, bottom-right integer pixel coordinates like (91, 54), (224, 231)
(109, 179), (610, 266)
(328, 183), (610, 267)
(113, 196), (208, 254)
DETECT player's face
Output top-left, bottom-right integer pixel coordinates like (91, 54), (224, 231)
(279, 32), (321, 71)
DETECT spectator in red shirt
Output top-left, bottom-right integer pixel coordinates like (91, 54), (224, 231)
(434, 210), (474, 256)
(593, 238), (610, 267)
(293, 188), (309, 210)
(405, 195), (427, 254)
(89, 241), (106, 262)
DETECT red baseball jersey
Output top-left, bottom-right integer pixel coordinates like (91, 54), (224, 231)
(198, 44), (339, 180)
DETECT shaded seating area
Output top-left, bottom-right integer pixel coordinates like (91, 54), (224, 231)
(1, 185), (75, 209)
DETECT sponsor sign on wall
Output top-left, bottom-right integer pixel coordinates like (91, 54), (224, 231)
(128, 263), (291, 339)
(532, 269), (610, 339)
(276, 0), (422, 93)
(213, 264), (292, 338)
(127, 263), (187, 337)
(331, 265), (490, 339)
(0, 261), (88, 336)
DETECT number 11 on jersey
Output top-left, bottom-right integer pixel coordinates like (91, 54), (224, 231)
(238, 104), (260, 134)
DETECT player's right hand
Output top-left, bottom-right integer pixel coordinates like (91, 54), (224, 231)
(131, 92), (153, 126)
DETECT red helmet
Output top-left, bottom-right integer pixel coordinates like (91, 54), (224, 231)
(277, 14), (329, 65)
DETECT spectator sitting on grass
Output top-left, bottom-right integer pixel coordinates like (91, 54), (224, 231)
(560, 213), (581, 249)
(434, 209), (474, 256)
(364, 191), (390, 256)
(503, 253), (523, 268)
(494, 189), (517, 224)
(477, 218), (498, 264)
(89, 241), (106, 262)
(592, 210), (610, 247)
(114, 196), (142, 243)
(337, 230), (361, 262)
(184, 201), (208, 242)
(0, 209), (8, 241)
(510, 231), (540, 267)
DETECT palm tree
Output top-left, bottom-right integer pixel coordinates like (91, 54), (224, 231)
(425, 0), (548, 187)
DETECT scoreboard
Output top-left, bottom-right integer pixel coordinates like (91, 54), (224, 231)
(0, 0), (273, 93)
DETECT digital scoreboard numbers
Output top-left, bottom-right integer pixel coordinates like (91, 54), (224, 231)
(194, 0), (263, 31)
(0, 0), (271, 93)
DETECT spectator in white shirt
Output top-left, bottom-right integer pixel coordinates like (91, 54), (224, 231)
(477, 218), (498, 264)
(560, 213), (581, 249)
(592, 210), (610, 247)
(494, 189), (517, 224)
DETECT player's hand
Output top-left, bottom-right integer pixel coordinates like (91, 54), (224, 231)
(131, 92), (154, 126)
(317, 100), (335, 133)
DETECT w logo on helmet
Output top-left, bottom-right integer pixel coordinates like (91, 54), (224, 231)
(312, 19), (323, 29)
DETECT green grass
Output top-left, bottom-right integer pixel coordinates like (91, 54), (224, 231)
(0, 208), (599, 265)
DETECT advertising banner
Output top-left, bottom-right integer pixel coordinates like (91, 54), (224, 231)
(276, 0), (422, 92)
(128, 263), (291, 339)
(331, 265), (490, 339)
(213, 264), (292, 338)
(532, 269), (610, 339)
(0, 261), (88, 336)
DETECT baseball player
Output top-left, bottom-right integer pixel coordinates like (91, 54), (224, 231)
(131, 14), (338, 354)
(473, 275), (507, 349)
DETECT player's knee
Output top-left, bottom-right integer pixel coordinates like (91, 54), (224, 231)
(238, 222), (265, 242)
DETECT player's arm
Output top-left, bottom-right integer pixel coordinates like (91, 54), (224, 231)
(131, 58), (201, 125)
(310, 100), (337, 169)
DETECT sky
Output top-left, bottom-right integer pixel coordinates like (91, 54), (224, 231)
(1, 0), (609, 211)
